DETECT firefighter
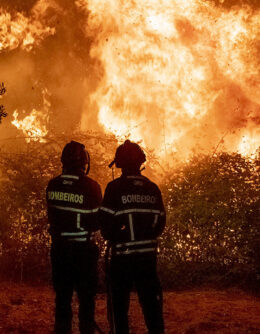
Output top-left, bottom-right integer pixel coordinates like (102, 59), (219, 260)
(99, 140), (166, 334)
(46, 141), (102, 334)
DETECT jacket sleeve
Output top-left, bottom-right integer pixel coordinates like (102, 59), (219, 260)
(153, 186), (166, 238)
(98, 182), (117, 241)
(46, 181), (56, 236)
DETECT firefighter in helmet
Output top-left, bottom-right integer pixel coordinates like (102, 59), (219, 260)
(99, 140), (166, 334)
(46, 141), (102, 334)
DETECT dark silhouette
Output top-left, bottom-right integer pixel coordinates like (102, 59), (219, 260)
(99, 140), (166, 334)
(46, 141), (102, 334)
(0, 83), (7, 123)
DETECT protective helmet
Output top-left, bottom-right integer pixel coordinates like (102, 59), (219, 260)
(111, 140), (146, 169)
(61, 141), (90, 174)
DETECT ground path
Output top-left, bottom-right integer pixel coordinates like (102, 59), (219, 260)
(0, 282), (260, 333)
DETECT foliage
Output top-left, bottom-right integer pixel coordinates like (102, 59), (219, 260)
(0, 139), (259, 291)
(159, 152), (260, 290)
(0, 132), (119, 281)
(0, 83), (7, 123)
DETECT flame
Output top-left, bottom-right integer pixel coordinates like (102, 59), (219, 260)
(237, 131), (260, 157)
(11, 89), (50, 142)
(98, 105), (144, 141)
(0, 1), (259, 159)
(12, 110), (48, 142)
(81, 0), (260, 156)
(0, 8), (55, 52)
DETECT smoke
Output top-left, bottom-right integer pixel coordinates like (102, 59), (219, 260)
(0, 0), (102, 142)
(0, 0), (39, 13)
(0, 0), (259, 157)
(212, 0), (260, 10)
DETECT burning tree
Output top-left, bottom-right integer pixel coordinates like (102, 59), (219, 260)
(0, 83), (7, 123)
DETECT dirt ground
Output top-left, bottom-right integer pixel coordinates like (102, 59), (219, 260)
(0, 282), (260, 334)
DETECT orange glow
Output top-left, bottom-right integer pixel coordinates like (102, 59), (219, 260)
(237, 131), (260, 157)
(82, 0), (260, 156)
(0, 10), (55, 52)
(1, 1), (259, 158)
(11, 89), (50, 142)
(12, 110), (48, 142)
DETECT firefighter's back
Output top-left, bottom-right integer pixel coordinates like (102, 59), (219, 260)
(100, 140), (165, 334)
(46, 141), (102, 334)
(47, 173), (101, 242)
(103, 174), (165, 256)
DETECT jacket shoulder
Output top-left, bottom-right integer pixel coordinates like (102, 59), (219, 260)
(47, 175), (62, 188)
(84, 175), (101, 189)
(138, 175), (162, 192)
(106, 176), (121, 186)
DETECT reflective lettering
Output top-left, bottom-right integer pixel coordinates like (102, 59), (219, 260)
(48, 191), (84, 204)
(121, 194), (156, 204)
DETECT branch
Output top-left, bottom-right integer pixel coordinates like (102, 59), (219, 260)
(0, 82), (7, 123)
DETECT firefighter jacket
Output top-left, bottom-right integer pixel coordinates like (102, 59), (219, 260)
(46, 171), (102, 243)
(99, 173), (166, 256)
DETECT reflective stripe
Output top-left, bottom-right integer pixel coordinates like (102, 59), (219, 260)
(68, 237), (87, 242)
(77, 213), (84, 230)
(115, 208), (163, 216)
(115, 248), (156, 255)
(100, 206), (115, 215)
(61, 231), (88, 236)
(115, 240), (157, 248)
(129, 214), (135, 241)
(77, 213), (80, 229)
(152, 214), (159, 228)
(49, 204), (98, 214)
(126, 176), (145, 180)
(61, 174), (79, 180)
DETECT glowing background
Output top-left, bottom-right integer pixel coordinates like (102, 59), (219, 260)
(0, 0), (259, 157)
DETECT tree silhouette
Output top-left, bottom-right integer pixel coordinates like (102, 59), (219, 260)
(0, 83), (7, 123)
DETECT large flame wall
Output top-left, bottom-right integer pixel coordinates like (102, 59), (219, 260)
(0, 0), (259, 157)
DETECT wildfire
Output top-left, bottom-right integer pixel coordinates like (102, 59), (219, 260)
(237, 131), (260, 157)
(1, 1), (259, 158)
(11, 89), (50, 142)
(0, 9), (55, 52)
(83, 0), (260, 156)
(12, 110), (48, 142)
